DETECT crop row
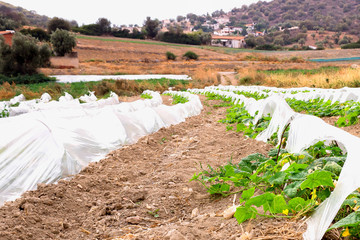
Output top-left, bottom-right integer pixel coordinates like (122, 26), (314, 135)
(188, 87), (360, 239)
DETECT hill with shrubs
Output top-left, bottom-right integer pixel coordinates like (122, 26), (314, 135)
(217, 0), (360, 35)
(0, 1), (50, 29)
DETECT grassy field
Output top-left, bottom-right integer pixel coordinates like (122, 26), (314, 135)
(18, 35), (355, 99)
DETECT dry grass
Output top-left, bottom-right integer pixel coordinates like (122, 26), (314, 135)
(234, 67), (360, 88)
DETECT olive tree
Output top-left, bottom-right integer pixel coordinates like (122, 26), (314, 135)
(0, 33), (51, 75)
(50, 29), (76, 56)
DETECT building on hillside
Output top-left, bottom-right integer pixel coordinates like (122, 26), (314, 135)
(214, 27), (243, 36)
(211, 35), (246, 48)
(0, 30), (15, 46)
(255, 31), (265, 36)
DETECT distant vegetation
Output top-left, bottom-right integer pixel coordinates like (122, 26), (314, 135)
(0, 33), (51, 76)
(341, 39), (360, 49)
(0, 1), (49, 29)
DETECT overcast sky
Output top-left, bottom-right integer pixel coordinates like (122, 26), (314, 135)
(3, 0), (266, 26)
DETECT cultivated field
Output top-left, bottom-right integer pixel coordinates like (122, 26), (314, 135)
(1, 36), (360, 240)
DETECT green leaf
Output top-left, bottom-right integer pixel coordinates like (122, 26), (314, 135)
(268, 172), (287, 186)
(208, 183), (230, 195)
(300, 170), (334, 190)
(288, 197), (307, 212)
(269, 195), (288, 214)
(284, 163), (308, 173)
(323, 161), (342, 175)
(284, 181), (302, 198)
(242, 187), (255, 201)
(328, 212), (360, 230)
(234, 206), (257, 224)
(246, 192), (275, 207)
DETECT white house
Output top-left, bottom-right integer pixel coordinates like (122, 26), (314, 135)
(211, 35), (246, 48)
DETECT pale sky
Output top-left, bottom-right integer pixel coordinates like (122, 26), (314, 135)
(3, 0), (266, 26)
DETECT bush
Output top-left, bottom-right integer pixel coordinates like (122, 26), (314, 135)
(255, 44), (279, 50)
(0, 74), (55, 84)
(183, 51), (198, 60)
(341, 41), (360, 49)
(47, 17), (71, 33)
(20, 28), (50, 42)
(50, 29), (76, 56)
(166, 51), (176, 60)
(0, 33), (51, 76)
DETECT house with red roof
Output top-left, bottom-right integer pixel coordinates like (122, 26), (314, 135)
(0, 30), (15, 46)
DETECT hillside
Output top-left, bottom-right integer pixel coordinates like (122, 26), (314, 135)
(0, 1), (49, 29)
(228, 0), (360, 35)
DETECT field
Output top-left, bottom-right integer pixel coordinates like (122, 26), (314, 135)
(1, 36), (360, 240)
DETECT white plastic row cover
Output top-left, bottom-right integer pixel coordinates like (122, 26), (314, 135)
(0, 90), (202, 206)
(188, 87), (360, 240)
(202, 85), (360, 104)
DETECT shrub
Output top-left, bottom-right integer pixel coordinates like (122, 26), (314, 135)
(183, 51), (198, 60)
(50, 29), (76, 56)
(0, 33), (51, 76)
(341, 41), (360, 49)
(20, 28), (50, 42)
(0, 74), (55, 84)
(47, 17), (71, 33)
(166, 51), (176, 60)
(255, 44), (279, 50)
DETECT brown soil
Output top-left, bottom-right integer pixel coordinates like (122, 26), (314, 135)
(0, 96), (307, 240)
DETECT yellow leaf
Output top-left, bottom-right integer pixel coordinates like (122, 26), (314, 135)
(354, 199), (357, 204)
(282, 209), (289, 216)
(353, 205), (359, 211)
(342, 227), (351, 237)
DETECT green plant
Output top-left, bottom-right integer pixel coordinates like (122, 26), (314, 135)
(140, 93), (153, 99)
(183, 51), (198, 60)
(0, 33), (51, 76)
(47, 17), (71, 33)
(166, 51), (176, 60)
(0, 108), (9, 118)
(191, 141), (344, 224)
(50, 29), (76, 56)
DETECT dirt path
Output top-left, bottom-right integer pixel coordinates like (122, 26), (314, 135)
(0, 96), (309, 240)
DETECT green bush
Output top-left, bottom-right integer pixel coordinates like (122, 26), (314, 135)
(47, 17), (71, 33)
(0, 33), (51, 76)
(50, 29), (76, 56)
(183, 51), (198, 60)
(255, 44), (279, 50)
(0, 74), (55, 84)
(341, 41), (360, 49)
(166, 51), (176, 60)
(20, 28), (50, 42)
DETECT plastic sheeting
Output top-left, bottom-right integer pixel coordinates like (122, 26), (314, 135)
(198, 85), (360, 104)
(189, 86), (360, 240)
(0, 90), (202, 206)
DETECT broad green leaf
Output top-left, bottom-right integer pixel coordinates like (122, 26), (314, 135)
(328, 211), (360, 230)
(224, 165), (235, 177)
(300, 170), (334, 190)
(284, 163), (308, 173)
(234, 206), (257, 224)
(268, 172), (287, 186)
(288, 197), (307, 212)
(284, 181), (302, 198)
(323, 161), (342, 175)
(246, 192), (275, 207)
(208, 183), (230, 195)
(242, 187), (255, 201)
(269, 195), (288, 214)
